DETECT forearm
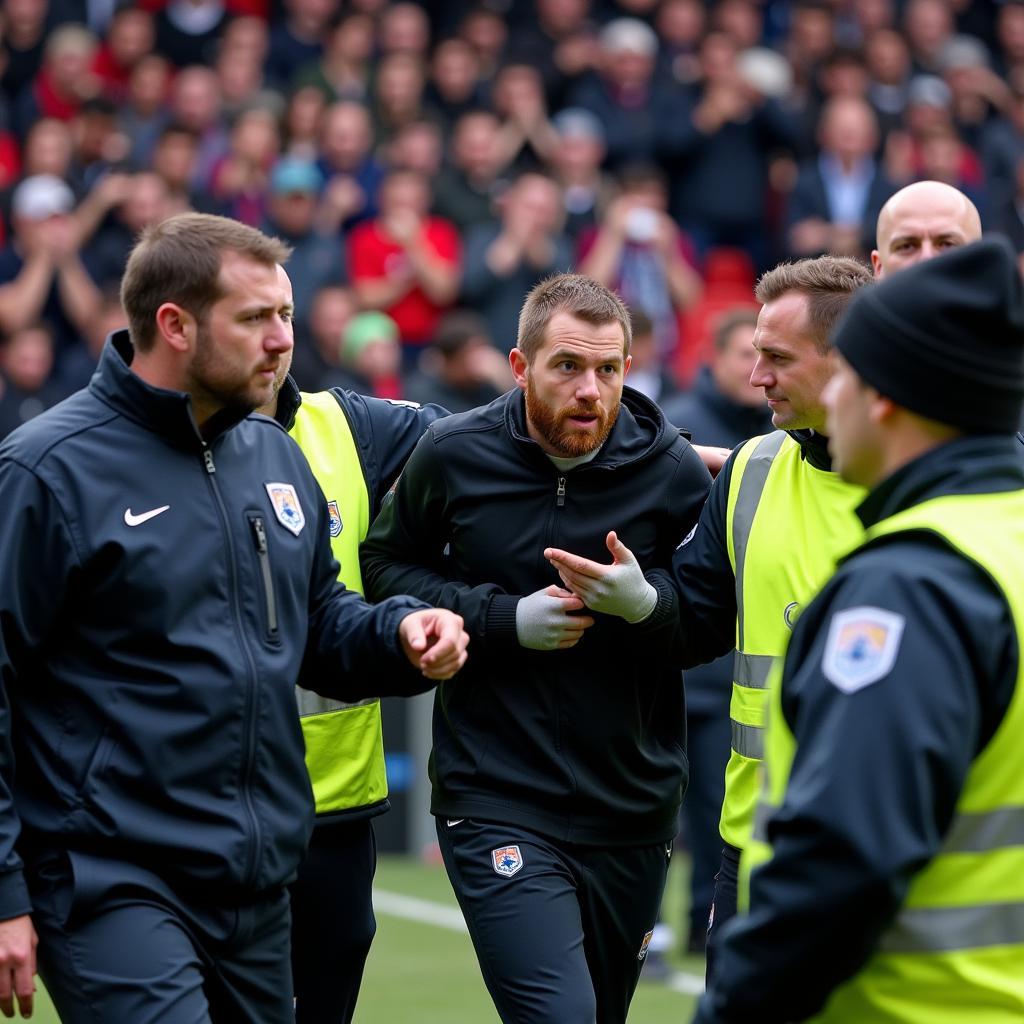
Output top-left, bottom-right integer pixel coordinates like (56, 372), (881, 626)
(663, 251), (702, 310)
(57, 258), (103, 334)
(577, 232), (623, 286)
(0, 255), (53, 333)
(353, 274), (413, 310)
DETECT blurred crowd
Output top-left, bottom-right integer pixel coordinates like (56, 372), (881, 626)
(0, 0), (1021, 437)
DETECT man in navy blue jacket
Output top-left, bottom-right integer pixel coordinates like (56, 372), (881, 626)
(0, 213), (468, 1022)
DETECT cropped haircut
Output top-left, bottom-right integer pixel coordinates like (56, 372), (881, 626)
(517, 274), (632, 362)
(121, 213), (291, 352)
(754, 256), (872, 354)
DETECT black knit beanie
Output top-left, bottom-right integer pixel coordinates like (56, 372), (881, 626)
(831, 237), (1024, 434)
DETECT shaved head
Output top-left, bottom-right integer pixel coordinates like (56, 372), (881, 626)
(872, 181), (981, 278)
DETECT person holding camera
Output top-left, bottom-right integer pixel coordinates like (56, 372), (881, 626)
(578, 164), (702, 360)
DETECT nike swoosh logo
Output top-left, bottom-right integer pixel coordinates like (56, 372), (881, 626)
(446, 819), (464, 828)
(124, 505), (170, 527)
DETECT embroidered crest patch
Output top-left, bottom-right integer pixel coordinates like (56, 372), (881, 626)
(327, 500), (343, 537)
(265, 482), (305, 536)
(491, 845), (523, 878)
(822, 606), (905, 694)
(637, 929), (655, 961)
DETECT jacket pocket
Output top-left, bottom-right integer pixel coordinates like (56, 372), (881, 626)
(247, 512), (280, 644)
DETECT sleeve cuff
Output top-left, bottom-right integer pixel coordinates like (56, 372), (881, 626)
(484, 594), (521, 647)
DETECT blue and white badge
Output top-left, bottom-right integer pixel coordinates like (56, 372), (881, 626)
(822, 606), (905, 694)
(327, 500), (343, 537)
(491, 845), (524, 878)
(265, 482), (305, 536)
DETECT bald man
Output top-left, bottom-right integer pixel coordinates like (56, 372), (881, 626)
(872, 180), (982, 277)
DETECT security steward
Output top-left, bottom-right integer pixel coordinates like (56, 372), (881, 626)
(549, 257), (872, 977)
(696, 237), (1024, 1022)
(259, 309), (446, 1023)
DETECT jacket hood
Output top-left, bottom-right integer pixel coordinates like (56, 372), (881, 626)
(504, 384), (682, 469)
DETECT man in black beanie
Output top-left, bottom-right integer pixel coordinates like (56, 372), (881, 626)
(694, 237), (1024, 1023)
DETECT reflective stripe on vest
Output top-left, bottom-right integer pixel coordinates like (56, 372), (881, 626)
(750, 489), (1024, 1022)
(720, 431), (864, 848)
(288, 391), (387, 816)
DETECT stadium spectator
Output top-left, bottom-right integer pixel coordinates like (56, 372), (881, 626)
(91, 6), (156, 103)
(290, 282), (359, 389)
(168, 65), (230, 189)
(490, 62), (559, 170)
(433, 109), (511, 232)
(425, 36), (486, 132)
(0, 323), (63, 437)
(293, 11), (374, 103)
(786, 96), (896, 258)
(318, 99), (385, 228)
(0, 174), (102, 360)
(264, 0), (335, 89)
(0, 0), (48, 107)
(348, 167), (461, 364)
(578, 163), (702, 359)
(378, 2), (431, 59)
(330, 309), (405, 398)
(620, 307), (682, 408)
(208, 104), (281, 226)
(118, 53), (173, 168)
(461, 170), (573, 352)
(404, 308), (510, 412)
(548, 107), (614, 242)
(569, 18), (669, 170)
(371, 52), (429, 146)
(154, 0), (230, 67)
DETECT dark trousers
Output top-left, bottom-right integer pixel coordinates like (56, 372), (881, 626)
(679, 705), (730, 943)
(29, 853), (293, 1024)
(705, 841), (741, 985)
(436, 817), (672, 1024)
(289, 817), (377, 1024)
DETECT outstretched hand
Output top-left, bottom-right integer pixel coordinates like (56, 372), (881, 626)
(399, 609), (469, 679)
(545, 531), (658, 623)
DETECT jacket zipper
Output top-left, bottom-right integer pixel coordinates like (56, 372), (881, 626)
(199, 440), (262, 888)
(249, 514), (279, 638)
(556, 476), (566, 507)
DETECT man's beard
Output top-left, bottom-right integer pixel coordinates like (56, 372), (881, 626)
(188, 321), (280, 419)
(525, 382), (621, 457)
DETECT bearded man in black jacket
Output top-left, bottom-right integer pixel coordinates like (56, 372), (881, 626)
(362, 273), (711, 1024)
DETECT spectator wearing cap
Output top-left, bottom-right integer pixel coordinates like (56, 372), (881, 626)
(461, 171), (573, 352)
(567, 18), (673, 171)
(548, 107), (615, 242)
(330, 309), (405, 399)
(263, 156), (345, 340)
(787, 96), (897, 259)
(0, 174), (102, 363)
(404, 309), (510, 413)
(348, 168), (461, 367)
(661, 30), (796, 268)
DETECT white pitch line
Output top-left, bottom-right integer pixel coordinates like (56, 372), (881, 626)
(373, 888), (469, 932)
(372, 888), (705, 996)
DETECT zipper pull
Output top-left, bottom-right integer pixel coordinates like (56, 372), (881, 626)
(556, 476), (566, 507)
(203, 447), (216, 474)
(252, 515), (268, 554)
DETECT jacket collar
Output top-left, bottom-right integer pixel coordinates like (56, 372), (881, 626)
(274, 373), (303, 431)
(90, 330), (252, 448)
(504, 384), (671, 469)
(857, 435), (1024, 529)
(787, 427), (833, 471)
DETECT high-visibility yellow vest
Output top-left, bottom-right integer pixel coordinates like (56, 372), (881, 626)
(746, 488), (1024, 1022)
(720, 431), (864, 848)
(288, 390), (388, 817)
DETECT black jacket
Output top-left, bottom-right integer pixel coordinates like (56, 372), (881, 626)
(0, 334), (429, 919)
(695, 436), (1022, 1023)
(362, 386), (712, 845)
(670, 428), (835, 670)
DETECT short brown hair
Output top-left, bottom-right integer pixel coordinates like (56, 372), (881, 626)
(517, 273), (631, 361)
(121, 213), (292, 352)
(754, 256), (871, 353)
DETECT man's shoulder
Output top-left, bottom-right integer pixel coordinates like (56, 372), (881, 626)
(0, 389), (111, 470)
(426, 393), (509, 444)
